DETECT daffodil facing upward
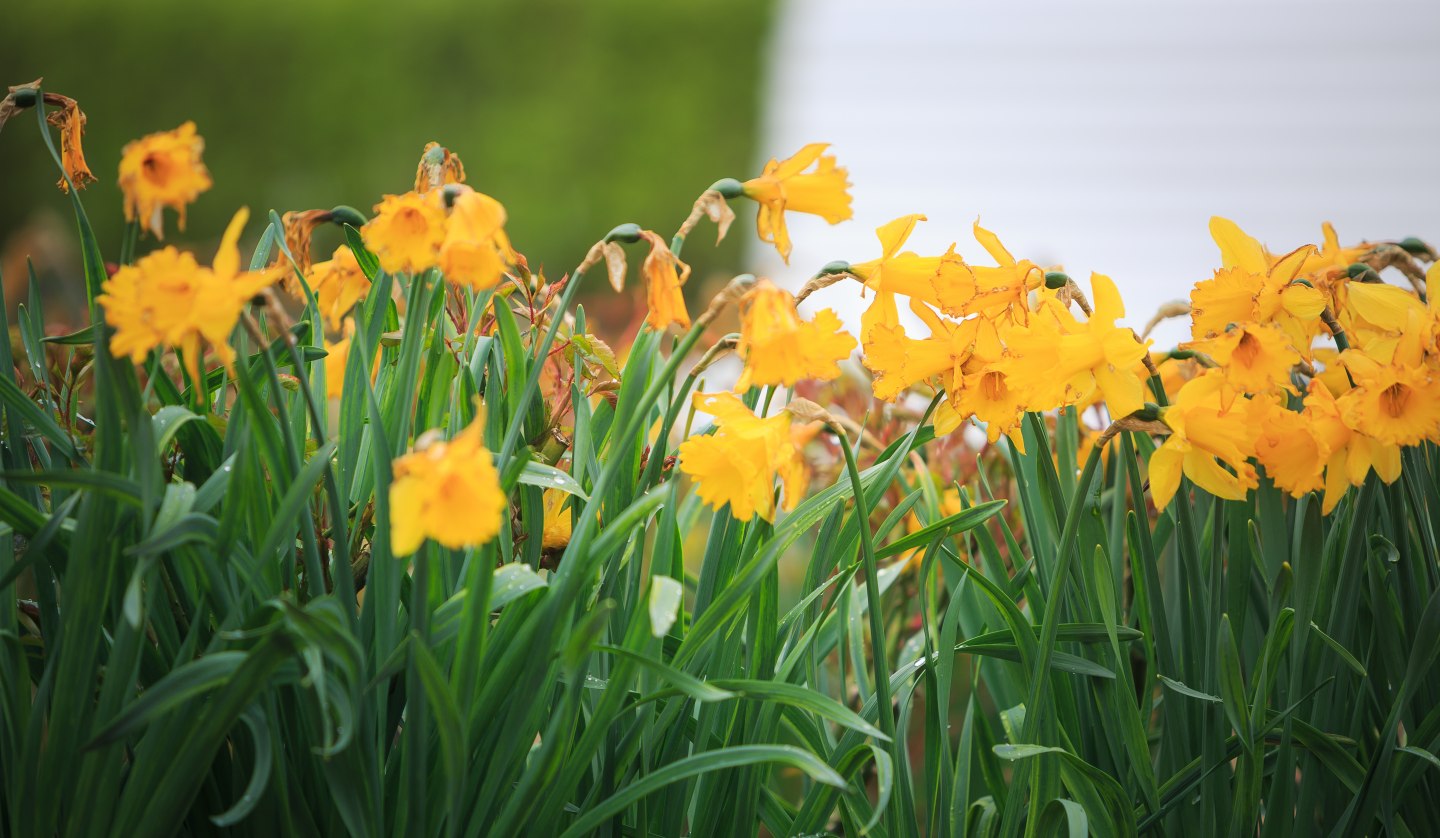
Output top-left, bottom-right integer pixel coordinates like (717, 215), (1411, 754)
(742, 143), (853, 263)
(677, 392), (817, 522)
(1189, 217), (1324, 350)
(1336, 351), (1440, 448)
(735, 279), (855, 390)
(362, 190), (446, 275)
(1181, 321), (1299, 408)
(949, 362), (1028, 450)
(117, 121), (213, 239)
(98, 208), (280, 388)
(389, 415), (506, 557)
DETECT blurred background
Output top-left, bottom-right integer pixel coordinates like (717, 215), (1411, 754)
(1, 0), (772, 331)
(4, 0), (1439, 348)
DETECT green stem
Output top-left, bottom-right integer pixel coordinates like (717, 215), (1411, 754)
(835, 431), (900, 834)
(1019, 444), (1103, 741)
(496, 225), (639, 464)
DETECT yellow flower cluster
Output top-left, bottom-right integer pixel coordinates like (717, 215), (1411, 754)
(673, 145), (1438, 522)
(362, 185), (516, 289)
(843, 213), (1150, 454)
(1154, 221), (1440, 512)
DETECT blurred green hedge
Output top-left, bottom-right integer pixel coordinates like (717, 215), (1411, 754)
(1, 0), (771, 321)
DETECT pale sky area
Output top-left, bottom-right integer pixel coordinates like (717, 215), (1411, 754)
(752, 0), (1440, 350)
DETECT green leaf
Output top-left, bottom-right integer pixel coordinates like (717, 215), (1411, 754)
(710, 679), (890, 741)
(516, 460), (588, 500)
(490, 563), (547, 610)
(875, 500), (1006, 559)
(1158, 674), (1222, 704)
(208, 707), (273, 828)
(599, 645), (734, 703)
(558, 746), (846, 838)
(1218, 614), (1251, 745)
(86, 652), (249, 748)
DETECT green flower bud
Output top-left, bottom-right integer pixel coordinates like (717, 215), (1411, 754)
(605, 223), (643, 244)
(328, 205), (367, 227)
(711, 178), (744, 199)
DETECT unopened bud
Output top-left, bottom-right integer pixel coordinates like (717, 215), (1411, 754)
(328, 205), (367, 227)
(1398, 237), (1436, 259)
(1044, 271), (1070, 290)
(1346, 263), (1382, 283)
(711, 177), (744, 199)
(604, 223), (643, 244)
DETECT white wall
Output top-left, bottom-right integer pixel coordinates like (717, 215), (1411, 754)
(754, 0), (1440, 349)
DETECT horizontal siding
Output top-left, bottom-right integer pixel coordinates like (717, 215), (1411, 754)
(754, 0), (1440, 348)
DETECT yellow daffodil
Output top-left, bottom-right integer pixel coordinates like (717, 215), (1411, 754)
(677, 392), (817, 522)
(1293, 222), (1368, 277)
(389, 416), (506, 556)
(309, 245), (372, 330)
(742, 143), (852, 263)
(1148, 371), (1260, 508)
(735, 279), (855, 390)
(849, 215), (946, 318)
(1336, 351), (1440, 447)
(438, 189), (516, 291)
(998, 273), (1150, 418)
(1190, 217), (1323, 350)
(117, 121), (213, 239)
(322, 318), (380, 401)
(1336, 280), (1426, 365)
(415, 141), (466, 193)
(943, 222), (1045, 321)
(639, 230), (691, 331)
(324, 329), (352, 400)
(278, 208), (333, 279)
(362, 191), (446, 275)
(1302, 377), (1401, 513)
(1252, 396), (1329, 498)
(541, 488), (573, 551)
(47, 96), (95, 192)
(951, 362), (1027, 451)
(98, 208), (280, 387)
(862, 310), (978, 402)
(1181, 322), (1299, 408)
